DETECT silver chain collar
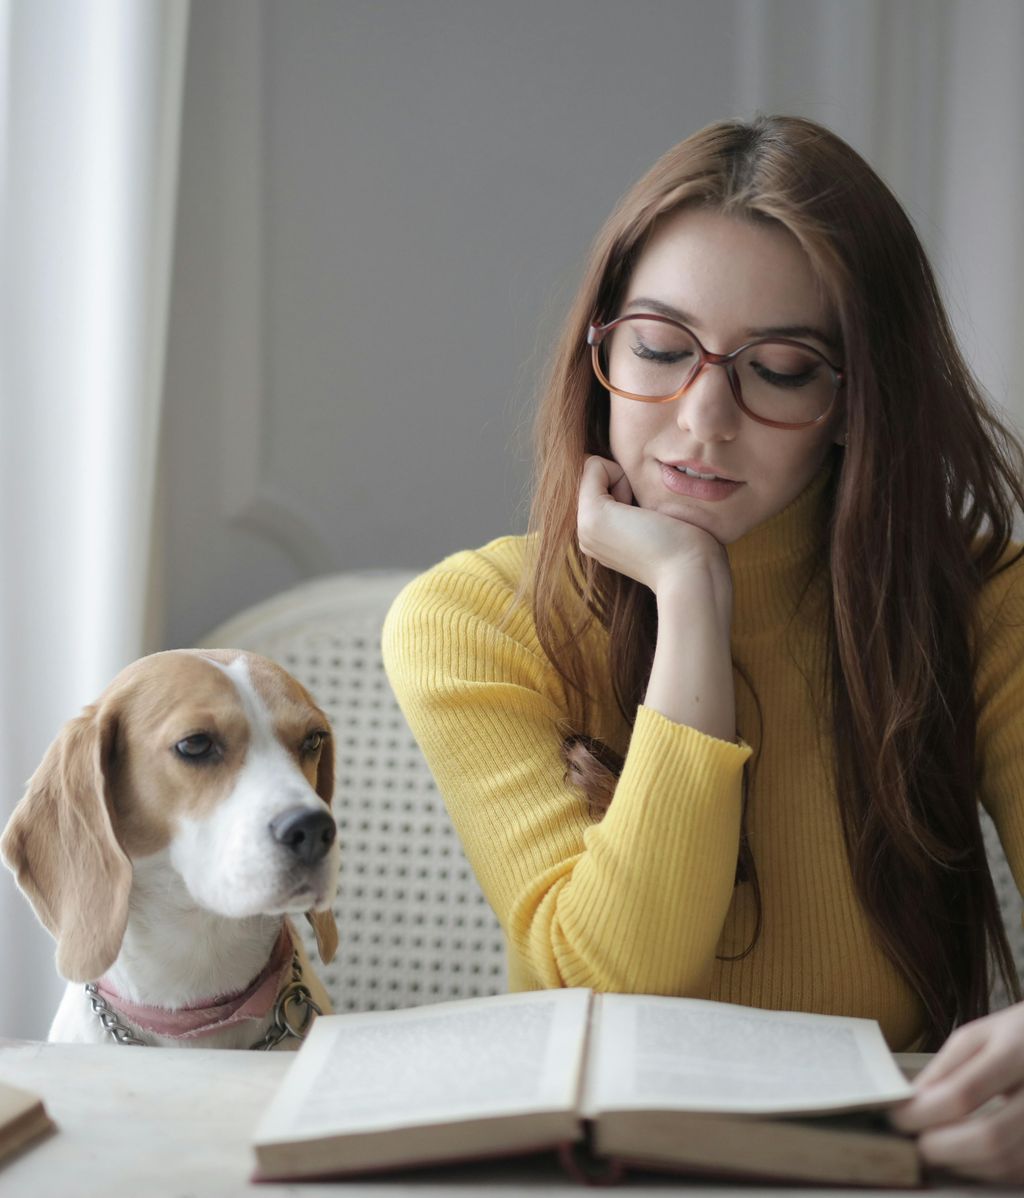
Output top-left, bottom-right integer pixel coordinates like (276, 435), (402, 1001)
(84, 951), (322, 1051)
(249, 953), (323, 1050)
(83, 984), (147, 1046)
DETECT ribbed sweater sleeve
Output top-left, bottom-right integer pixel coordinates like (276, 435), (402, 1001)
(975, 554), (1024, 922)
(381, 540), (751, 995)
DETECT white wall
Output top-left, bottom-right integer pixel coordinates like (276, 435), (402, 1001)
(156, 0), (745, 645)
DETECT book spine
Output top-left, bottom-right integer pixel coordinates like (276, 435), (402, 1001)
(557, 1136), (626, 1187)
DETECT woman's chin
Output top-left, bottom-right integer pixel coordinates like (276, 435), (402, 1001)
(652, 499), (727, 543)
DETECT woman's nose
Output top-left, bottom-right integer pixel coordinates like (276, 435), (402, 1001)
(674, 361), (741, 442)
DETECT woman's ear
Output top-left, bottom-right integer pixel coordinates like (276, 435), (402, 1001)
(0, 703), (132, 982)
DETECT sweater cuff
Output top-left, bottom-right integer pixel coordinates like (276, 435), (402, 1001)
(593, 704), (751, 850)
(632, 703), (753, 773)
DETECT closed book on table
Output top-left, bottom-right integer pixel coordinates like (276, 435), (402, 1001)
(0, 1077), (55, 1167)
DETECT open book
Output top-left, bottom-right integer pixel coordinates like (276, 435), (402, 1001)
(0, 1077), (54, 1168)
(252, 989), (920, 1187)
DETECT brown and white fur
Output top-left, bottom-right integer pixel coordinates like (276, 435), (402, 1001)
(1, 649), (340, 1049)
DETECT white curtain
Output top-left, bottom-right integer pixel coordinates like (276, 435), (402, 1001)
(0, 0), (189, 1037)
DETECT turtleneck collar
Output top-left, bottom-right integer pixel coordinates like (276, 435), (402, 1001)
(726, 461), (834, 636)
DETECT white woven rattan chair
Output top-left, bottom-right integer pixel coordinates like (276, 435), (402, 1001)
(200, 572), (508, 1013)
(201, 571), (1022, 1013)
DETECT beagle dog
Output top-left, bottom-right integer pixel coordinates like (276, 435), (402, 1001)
(1, 649), (340, 1050)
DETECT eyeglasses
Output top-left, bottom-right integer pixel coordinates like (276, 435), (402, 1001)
(587, 313), (844, 430)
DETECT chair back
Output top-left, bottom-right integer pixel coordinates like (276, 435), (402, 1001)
(200, 571), (508, 1013)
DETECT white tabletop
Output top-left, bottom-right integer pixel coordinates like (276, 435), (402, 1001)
(0, 1040), (980, 1197)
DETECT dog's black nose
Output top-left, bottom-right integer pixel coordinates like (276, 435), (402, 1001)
(270, 807), (336, 865)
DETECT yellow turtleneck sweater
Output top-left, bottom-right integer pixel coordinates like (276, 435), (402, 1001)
(382, 471), (1024, 1051)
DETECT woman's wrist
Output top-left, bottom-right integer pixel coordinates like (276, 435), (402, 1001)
(646, 575), (736, 740)
(654, 556), (734, 637)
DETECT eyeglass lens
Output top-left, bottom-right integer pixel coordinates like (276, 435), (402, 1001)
(602, 317), (835, 425)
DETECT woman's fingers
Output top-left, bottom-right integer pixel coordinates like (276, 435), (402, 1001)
(577, 457), (629, 559)
(607, 466), (633, 506)
(892, 1044), (1020, 1131)
(578, 455), (629, 509)
(889, 1004), (1024, 1184)
(894, 1005), (1024, 1131)
(913, 1018), (988, 1088)
(915, 1084), (1024, 1183)
(890, 1022), (987, 1134)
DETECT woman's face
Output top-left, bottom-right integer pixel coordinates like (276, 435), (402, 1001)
(606, 207), (844, 546)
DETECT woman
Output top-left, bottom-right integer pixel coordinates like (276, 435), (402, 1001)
(382, 115), (1024, 1182)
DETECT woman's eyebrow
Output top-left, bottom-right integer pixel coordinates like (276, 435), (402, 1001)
(625, 296), (698, 323)
(624, 296), (838, 350)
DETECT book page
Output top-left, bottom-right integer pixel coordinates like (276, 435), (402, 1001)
(582, 994), (913, 1118)
(255, 988), (591, 1141)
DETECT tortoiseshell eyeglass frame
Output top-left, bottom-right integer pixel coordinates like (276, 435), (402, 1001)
(587, 312), (845, 431)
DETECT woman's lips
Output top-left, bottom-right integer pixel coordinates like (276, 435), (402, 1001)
(659, 461), (744, 501)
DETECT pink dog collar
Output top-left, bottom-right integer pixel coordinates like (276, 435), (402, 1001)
(93, 927), (295, 1040)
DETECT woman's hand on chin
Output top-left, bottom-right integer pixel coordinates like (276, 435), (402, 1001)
(577, 455), (730, 599)
(579, 455), (736, 735)
(890, 1000), (1024, 1184)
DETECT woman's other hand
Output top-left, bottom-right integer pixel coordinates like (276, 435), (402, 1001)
(890, 1000), (1024, 1183)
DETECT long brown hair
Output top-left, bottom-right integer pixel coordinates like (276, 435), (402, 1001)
(528, 114), (1023, 1049)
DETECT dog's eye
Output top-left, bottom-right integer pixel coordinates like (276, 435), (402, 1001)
(301, 731), (327, 755)
(175, 734), (216, 761)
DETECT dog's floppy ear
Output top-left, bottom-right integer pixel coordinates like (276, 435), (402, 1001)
(301, 706), (338, 963)
(305, 907), (339, 964)
(314, 722), (335, 806)
(0, 703), (132, 982)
